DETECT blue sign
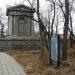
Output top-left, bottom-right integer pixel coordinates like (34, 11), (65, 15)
(48, 35), (60, 66)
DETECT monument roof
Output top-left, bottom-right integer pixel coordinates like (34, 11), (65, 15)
(6, 4), (35, 16)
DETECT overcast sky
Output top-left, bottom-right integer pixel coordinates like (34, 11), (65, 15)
(0, 0), (48, 10)
(0, 0), (75, 33)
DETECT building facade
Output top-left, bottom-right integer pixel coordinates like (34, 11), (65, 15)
(6, 4), (35, 38)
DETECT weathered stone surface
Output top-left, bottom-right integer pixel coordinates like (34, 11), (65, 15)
(0, 38), (40, 50)
(7, 4), (35, 38)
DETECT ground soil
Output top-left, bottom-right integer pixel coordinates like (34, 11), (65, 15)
(7, 46), (75, 75)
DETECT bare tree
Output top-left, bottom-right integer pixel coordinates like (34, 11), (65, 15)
(69, 0), (74, 48)
(59, 0), (69, 60)
(0, 15), (4, 38)
(51, 1), (56, 36)
(26, 0), (57, 64)
(25, 0), (49, 64)
(56, 15), (58, 35)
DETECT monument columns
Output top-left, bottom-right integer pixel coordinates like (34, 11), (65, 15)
(8, 16), (12, 36)
(6, 5), (35, 38)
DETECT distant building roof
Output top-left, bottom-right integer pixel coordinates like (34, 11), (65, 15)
(6, 4), (35, 16)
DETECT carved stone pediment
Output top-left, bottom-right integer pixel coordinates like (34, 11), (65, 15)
(6, 4), (35, 16)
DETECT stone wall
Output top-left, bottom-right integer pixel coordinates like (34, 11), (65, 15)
(0, 38), (40, 50)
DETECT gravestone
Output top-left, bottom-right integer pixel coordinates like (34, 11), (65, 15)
(48, 35), (60, 66)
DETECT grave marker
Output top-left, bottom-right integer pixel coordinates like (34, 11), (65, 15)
(48, 35), (60, 66)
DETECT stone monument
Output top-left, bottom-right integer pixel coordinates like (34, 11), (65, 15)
(6, 4), (35, 39)
(0, 4), (40, 50)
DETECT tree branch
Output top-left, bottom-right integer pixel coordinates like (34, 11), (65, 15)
(51, 1), (56, 36)
(27, 0), (33, 8)
(59, 0), (65, 18)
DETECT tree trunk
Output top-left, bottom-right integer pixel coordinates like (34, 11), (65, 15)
(37, 0), (48, 64)
(51, 1), (55, 36)
(62, 0), (69, 60)
(70, 14), (73, 48)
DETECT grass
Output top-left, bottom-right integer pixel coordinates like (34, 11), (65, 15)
(7, 46), (75, 75)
